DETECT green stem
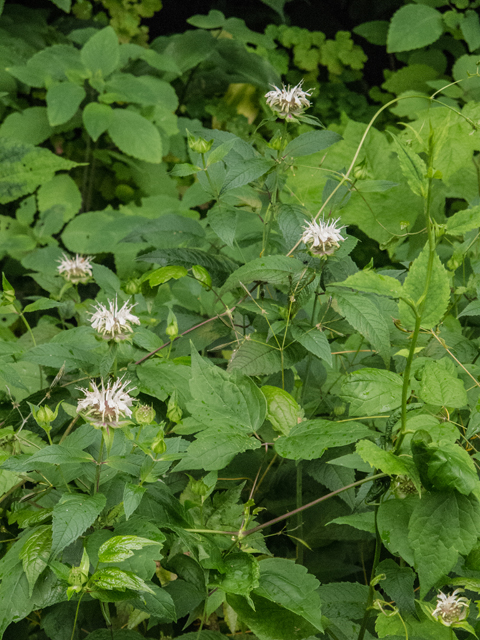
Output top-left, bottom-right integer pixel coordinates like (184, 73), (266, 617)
(357, 505), (382, 640)
(20, 313), (36, 346)
(94, 433), (105, 495)
(296, 461), (304, 564)
(71, 593), (84, 640)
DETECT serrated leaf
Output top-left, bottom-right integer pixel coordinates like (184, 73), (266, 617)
(46, 82), (86, 127)
(340, 368), (403, 416)
(211, 553), (259, 602)
(19, 525), (52, 596)
(228, 334), (304, 377)
(419, 360), (467, 408)
(108, 109), (162, 163)
(398, 244), (450, 329)
(377, 497), (417, 566)
(376, 558), (416, 617)
(284, 130), (341, 158)
(98, 535), (163, 563)
(207, 137), (239, 166)
(329, 511), (375, 533)
(90, 567), (154, 593)
(459, 299), (480, 318)
(221, 255), (308, 295)
(81, 26), (120, 77)
(446, 204), (480, 235)
(261, 385), (300, 436)
(52, 493), (106, 556)
(123, 483), (146, 521)
(275, 419), (373, 461)
(389, 133), (427, 197)
(408, 491), (480, 595)
(290, 322), (332, 366)
(207, 203), (237, 247)
(334, 291), (391, 366)
(23, 298), (62, 313)
(82, 102), (113, 142)
(21, 444), (94, 468)
(331, 270), (403, 298)
(356, 440), (421, 491)
(387, 4), (444, 53)
(132, 583), (176, 622)
(220, 157), (273, 194)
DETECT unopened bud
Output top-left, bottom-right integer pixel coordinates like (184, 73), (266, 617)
(191, 264), (212, 289)
(124, 278), (142, 295)
(187, 129), (213, 154)
(134, 404), (156, 425)
(166, 390), (182, 423)
(267, 131), (283, 151)
(165, 311), (178, 339)
(187, 474), (208, 497)
(152, 435), (167, 455)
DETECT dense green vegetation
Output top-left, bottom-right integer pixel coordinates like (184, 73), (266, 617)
(2, 0), (480, 638)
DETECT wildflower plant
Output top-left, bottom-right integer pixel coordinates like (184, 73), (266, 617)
(3, 6), (480, 640)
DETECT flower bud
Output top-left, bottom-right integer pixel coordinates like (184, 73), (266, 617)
(134, 404), (156, 425)
(187, 130), (213, 154)
(267, 131), (283, 151)
(191, 264), (212, 289)
(124, 278), (142, 296)
(166, 390), (182, 423)
(152, 435), (167, 455)
(165, 310), (178, 339)
(187, 474), (209, 497)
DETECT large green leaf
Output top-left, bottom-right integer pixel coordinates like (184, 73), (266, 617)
(228, 333), (304, 377)
(0, 137), (78, 204)
(19, 525), (52, 596)
(275, 419), (373, 460)
(387, 4), (444, 53)
(356, 440), (420, 491)
(89, 567), (154, 593)
(446, 203), (480, 235)
(51, 493), (106, 556)
(220, 157), (273, 194)
(82, 102), (113, 142)
(419, 360), (468, 408)
(81, 26), (120, 77)
(290, 322), (332, 366)
(408, 491), (480, 595)
(331, 270), (403, 298)
(377, 496), (417, 566)
(284, 130), (342, 158)
(334, 291), (391, 366)
(221, 256), (309, 295)
(0, 107), (53, 145)
(210, 553), (259, 601)
(261, 385), (300, 436)
(0, 565), (32, 637)
(98, 535), (163, 563)
(108, 109), (162, 163)
(46, 82), (86, 126)
(398, 245), (450, 329)
(389, 133), (427, 197)
(340, 368), (403, 416)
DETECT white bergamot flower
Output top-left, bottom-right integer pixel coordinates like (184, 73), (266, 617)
(90, 298), (140, 341)
(57, 254), (93, 284)
(77, 377), (135, 428)
(432, 589), (469, 627)
(265, 80), (312, 117)
(302, 217), (345, 256)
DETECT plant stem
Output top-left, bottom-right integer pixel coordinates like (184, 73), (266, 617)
(296, 461), (304, 564)
(357, 505), (382, 640)
(94, 433), (105, 495)
(71, 593), (84, 640)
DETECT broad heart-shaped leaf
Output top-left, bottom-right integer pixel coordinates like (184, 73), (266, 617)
(220, 255), (309, 295)
(210, 553), (260, 602)
(253, 558), (323, 632)
(81, 26), (120, 77)
(82, 102), (113, 142)
(261, 385), (300, 436)
(175, 424), (261, 471)
(446, 203), (480, 235)
(227, 593), (319, 640)
(19, 525), (52, 596)
(419, 360), (468, 408)
(98, 535), (163, 563)
(228, 333), (305, 377)
(408, 491), (480, 595)
(340, 368), (403, 416)
(275, 419), (373, 461)
(0, 137), (78, 204)
(46, 82), (86, 127)
(331, 270), (403, 298)
(356, 440), (421, 492)
(51, 493), (106, 556)
(387, 4), (444, 53)
(333, 291), (391, 366)
(398, 245), (450, 330)
(284, 130), (342, 157)
(89, 567), (154, 594)
(219, 157), (273, 194)
(389, 133), (427, 197)
(290, 322), (332, 366)
(188, 350), (266, 432)
(108, 109), (162, 163)
(137, 248), (238, 288)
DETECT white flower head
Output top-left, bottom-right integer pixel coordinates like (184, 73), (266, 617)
(301, 217), (345, 256)
(57, 254), (93, 284)
(90, 297), (140, 341)
(77, 377), (135, 428)
(265, 80), (312, 118)
(432, 589), (469, 627)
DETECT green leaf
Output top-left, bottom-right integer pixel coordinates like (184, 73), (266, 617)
(207, 137), (239, 166)
(23, 298), (62, 313)
(92, 263), (121, 296)
(123, 483), (146, 521)
(0, 137), (78, 204)
(376, 559), (416, 617)
(389, 133), (427, 197)
(277, 204), (308, 250)
(46, 82), (86, 127)
(398, 245), (450, 330)
(22, 444), (94, 468)
(284, 130), (342, 158)
(0, 107), (53, 145)
(340, 368), (403, 416)
(275, 419), (373, 461)
(290, 322), (332, 366)
(329, 511), (375, 534)
(82, 102), (113, 142)
(228, 334), (304, 377)
(22, 343), (99, 371)
(220, 157), (273, 194)
(187, 9), (225, 29)
(169, 163), (201, 177)
(98, 535), (163, 563)
(408, 491), (480, 595)
(81, 26), (120, 77)
(189, 350), (267, 432)
(89, 567), (154, 593)
(108, 109), (162, 163)
(459, 299), (480, 318)
(210, 553), (259, 602)
(461, 10), (480, 52)
(331, 270), (403, 298)
(377, 496), (416, 566)
(52, 493), (106, 556)
(221, 256), (309, 295)
(37, 174), (82, 222)
(261, 385), (300, 436)
(0, 565), (32, 638)
(147, 265), (188, 286)
(356, 440), (420, 491)
(446, 203), (480, 235)
(19, 525), (52, 596)
(387, 4), (444, 53)
(420, 440), (479, 495)
(334, 291), (391, 366)
(354, 20), (389, 46)
(133, 583), (176, 622)
(207, 203), (237, 247)
(419, 360), (467, 408)
(49, 0), (71, 10)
